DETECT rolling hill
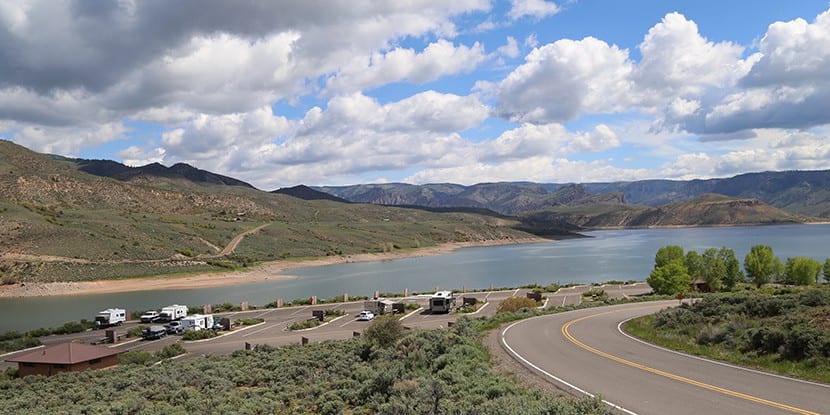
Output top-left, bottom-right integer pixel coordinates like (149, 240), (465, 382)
(0, 140), (538, 283)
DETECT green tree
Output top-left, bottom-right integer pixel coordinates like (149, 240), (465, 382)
(655, 245), (685, 268)
(648, 259), (691, 295)
(824, 258), (830, 283)
(719, 247), (743, 291)
(685, 251), (704, 280)
(700, 248), (725, 292)
(744, 245), (783, 288)
(784, 257), (822, 285)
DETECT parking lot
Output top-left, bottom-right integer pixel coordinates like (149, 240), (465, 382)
(1, 283), (653, 367)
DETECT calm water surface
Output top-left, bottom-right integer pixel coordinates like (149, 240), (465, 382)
(2, 224), (829, 332)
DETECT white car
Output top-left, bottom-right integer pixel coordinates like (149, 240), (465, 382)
(140, 311), (161, 323)
(356, 311), (375, 321)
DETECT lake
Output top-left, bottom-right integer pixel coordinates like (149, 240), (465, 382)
(1, 224), (829, 332)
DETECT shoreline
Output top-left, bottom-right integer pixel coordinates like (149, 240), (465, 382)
(0, 237), (549, 299)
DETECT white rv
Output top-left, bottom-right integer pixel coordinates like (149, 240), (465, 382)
(429, 291), (455, 313)
(94, 308), (126, 329)
(159, 304), (188, 322)
(181, 314), (214, 331)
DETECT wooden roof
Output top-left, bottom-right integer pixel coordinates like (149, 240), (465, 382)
(6, 342), (120, 365)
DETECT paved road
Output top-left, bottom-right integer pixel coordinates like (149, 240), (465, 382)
(500, 301), (830, 415)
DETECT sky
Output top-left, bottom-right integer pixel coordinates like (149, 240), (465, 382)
(2, 1), (830, 190)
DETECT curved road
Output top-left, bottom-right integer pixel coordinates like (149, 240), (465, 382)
(501, 301), (830, 415)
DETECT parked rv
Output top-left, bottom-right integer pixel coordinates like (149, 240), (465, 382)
(429, 291), (455, 313)
(159, 304), (188, 322)
(139, 311), (161, 323)
(363, 298), (398, 315)
(93, 308), (126, 329)
(143, 325), (167, 340)
(181, 314), (214, 332)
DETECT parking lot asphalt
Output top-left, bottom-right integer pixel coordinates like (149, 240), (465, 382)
(1, 283), (653, 367)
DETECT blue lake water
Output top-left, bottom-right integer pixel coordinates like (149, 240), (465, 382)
(1, 224), (828, 332)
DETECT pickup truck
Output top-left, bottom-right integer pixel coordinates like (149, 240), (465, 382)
(165, 321), (184, 335)
(140, 311), (161, 323)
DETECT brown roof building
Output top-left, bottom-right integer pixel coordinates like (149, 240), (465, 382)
(6, 342), (121, 377)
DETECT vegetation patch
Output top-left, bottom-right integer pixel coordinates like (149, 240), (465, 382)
(182, 329), (218, 341)
(234, 318), (264, 326)
(624, 287), (830, 383)
(0, 318), (608, 414)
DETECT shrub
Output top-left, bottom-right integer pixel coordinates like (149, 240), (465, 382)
(234, 318), (264, 326)
(119, 350), (153, 365)
(126, 325), (147, 338)
(365, 315), (404, 347)
(155, 343), (186, 360)
(182, 329), (217, 341)
(289, 319), (321, 331)
(496, 297), (538, 314)
(582, 288), (608, 301)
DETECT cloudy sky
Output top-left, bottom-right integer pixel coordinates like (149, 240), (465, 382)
(2, 0), (830, 189)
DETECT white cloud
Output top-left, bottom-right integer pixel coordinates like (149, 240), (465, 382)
(325, 40), (487, 94)
(0, 1), (491, 154)
(407, 157), (649, 185)
(497, 36), (520, 59)
(659, 129), (830, 179)
(508, 0), (560, 21)
(496, 37), (634, 123)
(11, 122), (128, 155)
(634, 13), (746, 99)
(655, 9), (830, 134)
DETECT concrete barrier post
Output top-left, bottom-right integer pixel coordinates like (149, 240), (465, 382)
(277, 298), (284, 308)
(343, 293), (349, 302)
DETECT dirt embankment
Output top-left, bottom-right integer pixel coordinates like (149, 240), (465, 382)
(0, 237), (548, 298)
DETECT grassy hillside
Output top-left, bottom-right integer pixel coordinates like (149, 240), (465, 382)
(0, 141), (533, 282)
(625, 287), (830, 383)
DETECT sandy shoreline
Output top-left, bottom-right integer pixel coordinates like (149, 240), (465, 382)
(0, 237), (548, 298)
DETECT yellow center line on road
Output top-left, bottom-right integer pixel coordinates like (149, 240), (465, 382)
(561, 307), (819, 415)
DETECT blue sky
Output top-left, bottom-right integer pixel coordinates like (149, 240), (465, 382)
(2, 1), (830, 189)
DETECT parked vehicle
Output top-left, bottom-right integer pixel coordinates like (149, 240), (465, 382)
(143, 325), (167, 340)
(165, 321), (184, 334)
(139, 311), (161, 323)
(94, 308), (126, 329)
(181, 314), (214, 332)
(356, 310), (375, 321)
(159, 304), (188, 322)
(429, 291), (455, 313)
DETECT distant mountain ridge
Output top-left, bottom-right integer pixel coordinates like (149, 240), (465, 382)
(66, 158), (255, 188)
(273, 185), (351, 203)
(524, 193), (802, 229)
(317, 170), (830, 219)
